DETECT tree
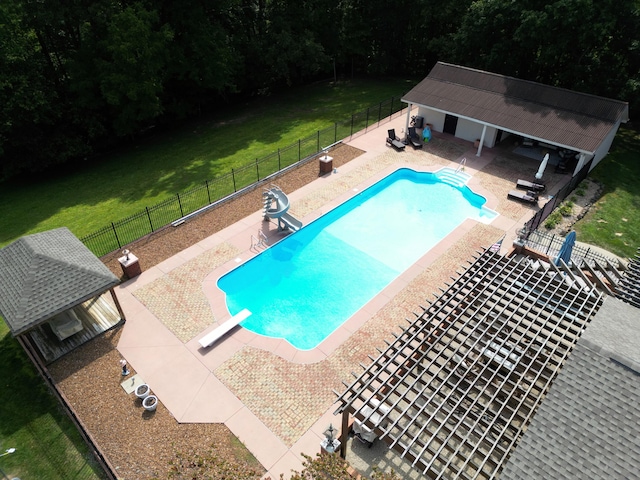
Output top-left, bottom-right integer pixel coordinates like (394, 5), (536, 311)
(286, 453), (400, 480)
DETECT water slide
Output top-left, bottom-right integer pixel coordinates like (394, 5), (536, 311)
(263, 187), (302, 231)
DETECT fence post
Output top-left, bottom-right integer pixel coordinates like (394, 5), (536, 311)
(146, 207), (154, 232)
(111, 222), (122, 249)
(334, 123), (337, 143)
(278, 148), (281, 171)
(365, 108), (370, 131)
(317, 130), (320, 152)
(298, 140), (301, 162)
(378, 102), (382, 125)
(205, 180), (211, 204)
(232, 168), (236, 192)
(350, 115), (354, 138)
(177, 193), (184, 217)
(256, 158), (260, 181)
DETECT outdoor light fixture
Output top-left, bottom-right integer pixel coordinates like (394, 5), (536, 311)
(324, 424), (335, 443)
(122, 249), (130, 261)
(321, 424), (340, 453)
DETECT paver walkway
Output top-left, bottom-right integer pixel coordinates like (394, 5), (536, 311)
(115, 112), (569, 479)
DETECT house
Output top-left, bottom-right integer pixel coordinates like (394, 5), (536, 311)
(402, 62), (629, 175)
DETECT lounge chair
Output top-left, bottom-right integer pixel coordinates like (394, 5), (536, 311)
(516, 179), (545, 192)
(508, 189), (539, 204)
(386, 129), (406, 151)
(406, 127), (422, 149)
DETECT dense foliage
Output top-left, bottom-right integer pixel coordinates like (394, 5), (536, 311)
(1, 0), (639, 179)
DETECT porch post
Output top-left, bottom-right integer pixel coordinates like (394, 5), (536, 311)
(405, 104), (412, 135)
(109, 287), (126, 321)
(573, 153), (587, 176)
(476, 124), (487, 157)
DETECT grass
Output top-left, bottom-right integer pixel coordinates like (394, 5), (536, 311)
(574, 126), (640, 258)
(0, 322), (107, 480)
(0, 77), (415, 248)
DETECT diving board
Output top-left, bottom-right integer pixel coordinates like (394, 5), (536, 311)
(198, 309), (251, 348)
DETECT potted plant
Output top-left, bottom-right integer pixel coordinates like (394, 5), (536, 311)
(135, 384), (150, 400)
(142, 395), (158, 411)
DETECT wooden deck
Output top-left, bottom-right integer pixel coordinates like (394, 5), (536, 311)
(27, 293), (123, 364)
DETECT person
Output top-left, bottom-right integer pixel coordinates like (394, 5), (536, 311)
(119, 359), (130, 376)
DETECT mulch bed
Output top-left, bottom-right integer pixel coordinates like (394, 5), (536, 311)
(49, 143), (365, 480)
(101, 144), (364, 279)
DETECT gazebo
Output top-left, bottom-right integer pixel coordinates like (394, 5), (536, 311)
(0, 227), (124, 364)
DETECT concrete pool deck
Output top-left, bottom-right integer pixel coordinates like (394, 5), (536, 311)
(114, 112), (569, 479)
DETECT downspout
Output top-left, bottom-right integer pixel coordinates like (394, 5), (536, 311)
(476, 124), (487, 157)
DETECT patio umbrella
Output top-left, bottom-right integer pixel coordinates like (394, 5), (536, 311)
(535, 153), (549, 180)
(555, 231), (577, 266)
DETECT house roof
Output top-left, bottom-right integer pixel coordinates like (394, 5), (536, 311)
(0, 227), (119, 336)
(501, 297), (640, 479)
(402, 62), (629, 153)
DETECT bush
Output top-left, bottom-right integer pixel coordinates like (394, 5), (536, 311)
(545, 211), (562, 229)
(558, 201), (574, 217)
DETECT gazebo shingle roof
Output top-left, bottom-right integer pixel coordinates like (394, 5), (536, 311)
(0, 227), (119, 335)
(402, 62), (629, 153)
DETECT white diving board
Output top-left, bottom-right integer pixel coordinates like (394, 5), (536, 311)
(198, 309), (251, 348)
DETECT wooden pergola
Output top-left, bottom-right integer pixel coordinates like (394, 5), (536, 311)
(616, 247), (640, 308)
(335, 250), (603, 479)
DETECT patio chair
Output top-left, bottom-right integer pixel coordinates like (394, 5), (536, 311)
(352, 399), (391, 447)
(508, 189), (538, 204)
(406, 127), (422, 149)
(386, 129), (406, 151)
(516, 179), (545, 192)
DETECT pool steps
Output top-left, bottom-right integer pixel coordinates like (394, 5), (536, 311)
(198, 308), (252, 348)
(436, 168), (471, 187)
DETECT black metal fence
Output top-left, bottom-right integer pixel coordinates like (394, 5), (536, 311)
(81, 94), (407, 257)
(523, 229), (620, 267)
(522, 158), (593, 235)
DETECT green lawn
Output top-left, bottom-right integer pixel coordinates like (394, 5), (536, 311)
(574, 126), (640, 259)
(0, 322), (107, 480)
(0, 78), (415, 248)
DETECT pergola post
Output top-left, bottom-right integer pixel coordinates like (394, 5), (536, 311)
(340, 409), (350, 458)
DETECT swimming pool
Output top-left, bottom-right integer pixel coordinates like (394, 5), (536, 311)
(217, 168), (497, 350)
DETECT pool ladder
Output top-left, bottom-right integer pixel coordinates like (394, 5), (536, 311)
(251, 230), (268, 250)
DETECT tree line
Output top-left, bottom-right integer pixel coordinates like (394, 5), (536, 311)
(1, 0), (638, 180)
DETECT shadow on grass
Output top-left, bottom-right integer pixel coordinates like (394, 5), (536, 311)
(0, 78), (415, 246)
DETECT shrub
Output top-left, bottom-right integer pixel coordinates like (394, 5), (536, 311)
(545, 211), (562, 229)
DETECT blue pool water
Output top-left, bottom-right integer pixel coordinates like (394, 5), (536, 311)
(217, 168), (496, 350)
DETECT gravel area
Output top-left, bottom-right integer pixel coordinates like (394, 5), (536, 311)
(48, 144), (365, 480)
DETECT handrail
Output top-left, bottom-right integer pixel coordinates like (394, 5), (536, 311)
(455, 157), (467, 173)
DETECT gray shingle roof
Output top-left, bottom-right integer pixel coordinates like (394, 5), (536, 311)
(502, 297), (640, 479)
(0, 227), (119, 335)
(403, 62), (629, 153)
